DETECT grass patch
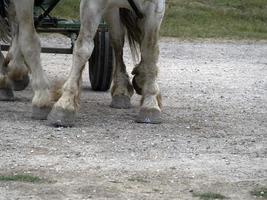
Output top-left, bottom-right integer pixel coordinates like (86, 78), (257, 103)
(51, 0), (79, 19)
(161, 0), (267, 39)
(0, 174), (42, 183)
(193, 192), (227, 200)
(49, 0), (267, 39)
(251, 188), (267, 199)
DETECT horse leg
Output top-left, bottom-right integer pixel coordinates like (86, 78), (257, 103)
(105, 9), (133, 109)
(48, 0), (104, 127)
(133, 2), (165, 124)
(5, 2), (29, 91)
(6, 33), (30, 91)
(14, 0), (51, 119)
(0, 51), (14, 101)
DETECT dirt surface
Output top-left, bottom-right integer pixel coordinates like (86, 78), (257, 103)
(0, 36), (266, 200)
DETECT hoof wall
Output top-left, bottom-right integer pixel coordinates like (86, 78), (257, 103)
(136, 108), (162, 124)
(12, 75), (30, 91)
(110, 95), (132, 109)
(0, 88), (14, 101)
(48, 107), (75, 127)
(32, 106), (51, 120)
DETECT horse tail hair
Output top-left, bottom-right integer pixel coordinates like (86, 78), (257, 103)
(119, 8), (143, 63)
(0, 0), (10, 43)
(0, 17), (9, 42)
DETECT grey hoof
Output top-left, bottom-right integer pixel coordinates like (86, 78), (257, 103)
(110, 95), (132, 109)
(12, 75), (30, 91)
(136, 108), (162, 124)
(0, 88), (14, 101)
(132, 76), (142, 95)
(32, 105), (52, 120)
(48, 107), (75, 127)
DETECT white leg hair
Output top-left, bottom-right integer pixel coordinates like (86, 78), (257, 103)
(48, 0), (106, 126)
(134, 0), (165, 123)
(48, 0), (165, 125)
(6, 31), (29, 90)
(12, 0), (51, 118)
(4, 1), (30, 92)
(105, 9), (134, 109)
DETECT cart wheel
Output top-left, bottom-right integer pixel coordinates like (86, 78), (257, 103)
(89, 29), (113, 91)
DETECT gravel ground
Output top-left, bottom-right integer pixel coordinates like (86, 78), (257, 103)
(0, 36), (266, 200)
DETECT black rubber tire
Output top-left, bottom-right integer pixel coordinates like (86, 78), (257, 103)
(89, 29), (113, 91)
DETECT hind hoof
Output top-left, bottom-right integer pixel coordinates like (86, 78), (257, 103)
(32, 105), (51, 120)
(48, 107), (75, 127)
(12, 75), (30, 91)
(0, 88), (14, 101)
(136, 108), (162, 124)
(110, 95), (132, 109)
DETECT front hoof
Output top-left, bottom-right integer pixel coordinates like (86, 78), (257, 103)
(136, 108), (162, 124)
(31, 105), (52, 120)
(0, 88), (14, 101)
(48, 107), (75, 127)
(110, 95), (132, 109)
(12, 75), (30, 91)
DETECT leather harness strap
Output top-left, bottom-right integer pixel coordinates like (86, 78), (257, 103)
(127, 0), (144, 18)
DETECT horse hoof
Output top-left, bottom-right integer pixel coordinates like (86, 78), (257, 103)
(31, 105), (52, 120)
(132, 76), (142, 95)
(48, 107), (75, 127)
(0, 88), (14, 101)
(12, 75), (30, 91)
(110, 95), (132, 109)
(135, 108), (162, 124)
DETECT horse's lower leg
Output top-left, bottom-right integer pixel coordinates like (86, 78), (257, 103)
(133, 4), (165, 124)
(48, 0), (103, 127)
(5, 2), (29, 91)
(14, 0), (51, 119)
(6, 33), (30, 91)
(105, 10), (134, 109)
(0, 51), (14, 101)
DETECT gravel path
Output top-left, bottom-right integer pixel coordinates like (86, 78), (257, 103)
(0, 36), (266, 200)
